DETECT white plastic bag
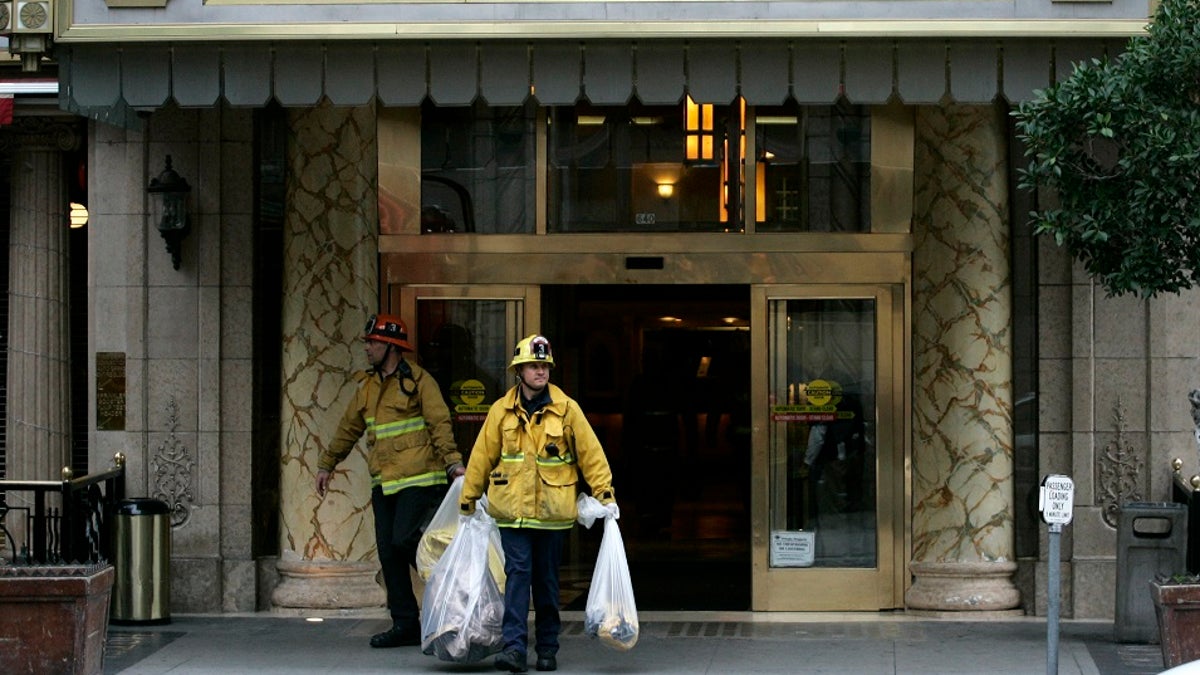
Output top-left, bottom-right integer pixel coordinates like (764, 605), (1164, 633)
(576, 492), (610, 529)
(416, 476), (464, 581)
(418, 479), (505, 590)
(579, 494), (639, 651)
(420, 507), (506, 662)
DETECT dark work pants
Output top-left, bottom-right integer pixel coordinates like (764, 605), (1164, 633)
(372, 484), (445, 628)
(499, 528), (566, 657)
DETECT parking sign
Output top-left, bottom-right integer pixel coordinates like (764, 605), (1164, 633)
(1039, 474), (1074, 525)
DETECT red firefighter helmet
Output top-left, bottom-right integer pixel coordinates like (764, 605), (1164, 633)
(362, 313), (414, 352)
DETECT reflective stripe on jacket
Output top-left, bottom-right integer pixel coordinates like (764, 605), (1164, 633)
(461, 383), (614, 529)
(318, 360), (460, 495)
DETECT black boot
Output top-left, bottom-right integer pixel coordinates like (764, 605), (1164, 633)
(494, 648), (528, 672)
(535, 653), (557, 671)
(369, 624), (420, 648)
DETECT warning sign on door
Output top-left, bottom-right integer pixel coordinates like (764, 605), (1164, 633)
(770, 530), (815, 567)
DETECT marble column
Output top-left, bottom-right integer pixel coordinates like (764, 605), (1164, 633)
(5, 120), (76, 485)
(271, 104), (386, 613)
(907, 104), (1020, 612)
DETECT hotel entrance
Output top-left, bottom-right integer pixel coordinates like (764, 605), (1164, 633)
(391, 278), (906, 611)
(380, 90), (913, 611)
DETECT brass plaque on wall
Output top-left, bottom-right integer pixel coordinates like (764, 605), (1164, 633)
(96, 351), (126, 431)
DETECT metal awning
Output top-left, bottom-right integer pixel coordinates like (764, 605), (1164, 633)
(59, 38), (1122, 114)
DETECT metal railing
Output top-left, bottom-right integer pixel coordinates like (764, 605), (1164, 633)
(0, 453), (126, 565)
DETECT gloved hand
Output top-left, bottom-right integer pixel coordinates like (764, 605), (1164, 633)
(459, 499), (476, 516)
(604, 502), (620, 520)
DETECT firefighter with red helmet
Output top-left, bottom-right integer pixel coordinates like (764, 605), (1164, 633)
(460, 334), (617, 672)
(316, 313), (464, 648)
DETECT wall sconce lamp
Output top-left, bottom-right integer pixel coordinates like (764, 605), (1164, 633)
(147, 155), (191, 270)
(656, 182), (675, 199)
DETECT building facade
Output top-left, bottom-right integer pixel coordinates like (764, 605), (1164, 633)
(0, 0), (1191, 620)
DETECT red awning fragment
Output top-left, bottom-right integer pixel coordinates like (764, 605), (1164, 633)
(0, 95), (14, 126)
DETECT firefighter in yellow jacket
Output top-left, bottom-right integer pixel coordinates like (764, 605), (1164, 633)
(460, 334), (617, 673)
(316, 313), (464, 648)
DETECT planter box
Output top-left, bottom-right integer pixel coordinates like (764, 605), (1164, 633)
(0, 564), (115, 675)
(1152, 580), (1200, 669)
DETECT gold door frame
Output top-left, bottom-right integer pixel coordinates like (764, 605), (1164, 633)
(385, 272), (910, 611)
(392, 284), (541, 348)
(750, 283), (910, 610)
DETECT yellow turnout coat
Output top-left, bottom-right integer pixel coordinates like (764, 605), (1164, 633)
(461, 383), (614, 529)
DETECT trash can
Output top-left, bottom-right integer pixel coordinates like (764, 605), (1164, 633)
(111, 497), (171, 624)
(1114, 502), (1187, 643)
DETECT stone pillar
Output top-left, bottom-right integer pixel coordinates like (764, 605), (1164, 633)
(272, 104), (386, 614)
(907, 104), (1020, 613)
(5, 120), (76, 480)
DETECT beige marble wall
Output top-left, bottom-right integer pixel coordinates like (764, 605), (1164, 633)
(1150, 290), (1200, 481)
(908, 104), (1019, 611)
(88, 120), (149, 494)
(88, 105), (256, 613)
(272, 103), (385, 613)
(1037, 227), (1200, 619)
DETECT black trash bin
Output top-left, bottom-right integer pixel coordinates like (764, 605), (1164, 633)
(111, 498), (171, 624)
(1114, 502), (1187, 643)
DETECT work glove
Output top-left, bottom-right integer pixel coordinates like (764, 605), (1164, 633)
(604, 502), (621, 520)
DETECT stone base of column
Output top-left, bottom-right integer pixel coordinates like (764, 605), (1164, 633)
(906, 560), (1022, 612)
(271, 558), (387, 617)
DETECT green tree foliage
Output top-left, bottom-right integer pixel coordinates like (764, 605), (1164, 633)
(1013, 0), (1200, 297)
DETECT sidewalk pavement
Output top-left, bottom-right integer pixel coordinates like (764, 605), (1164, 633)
(104, 611), (1168, 675)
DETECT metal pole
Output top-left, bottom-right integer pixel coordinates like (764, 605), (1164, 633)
(1047, 522), (1061, 675)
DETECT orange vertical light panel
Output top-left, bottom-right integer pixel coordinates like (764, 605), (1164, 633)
(756, 161), (766, 222)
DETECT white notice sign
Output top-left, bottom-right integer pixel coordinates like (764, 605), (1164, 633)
(770, 530), (815, 567)
(1039, 474), (1075, 525)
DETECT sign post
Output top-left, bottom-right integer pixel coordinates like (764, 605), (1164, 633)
(1039, 474), (1075, 675)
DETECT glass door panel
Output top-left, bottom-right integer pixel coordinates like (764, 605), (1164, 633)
(393, 285), (539, 458)
(770, 297), (877, 569)
(752, 285), (904, 610)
